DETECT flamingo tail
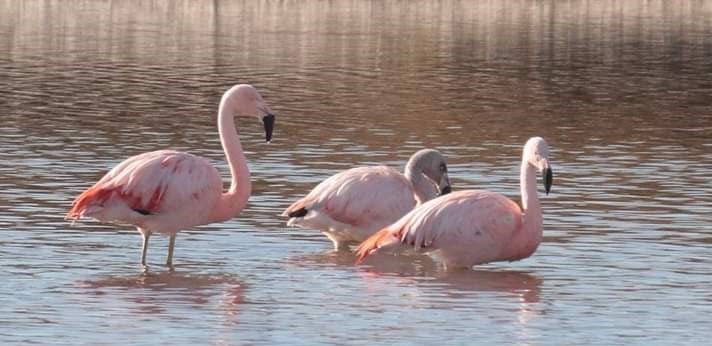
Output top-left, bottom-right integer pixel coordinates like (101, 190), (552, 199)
(355, 228), (399, 264)
(282, 197), (311, 218)
(284, 207), (307, 218)
(66, 185), (114, 220)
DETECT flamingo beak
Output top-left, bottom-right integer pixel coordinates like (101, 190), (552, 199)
(544, 167), (553, 195)
(262, 113), (275, 143)
(439, 173), (452, 195)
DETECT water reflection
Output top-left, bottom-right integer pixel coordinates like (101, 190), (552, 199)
(290, 251), (542, 304)
(361, 258), (542, 302)
(76, 270), (245, 320)
(289, 250), (439, 273)
(350, 255), (545, 338)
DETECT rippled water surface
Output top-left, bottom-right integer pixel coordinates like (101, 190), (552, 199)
(2, 0), (712, 344)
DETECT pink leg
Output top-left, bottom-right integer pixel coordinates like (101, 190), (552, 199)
(140, 231), (151, 267)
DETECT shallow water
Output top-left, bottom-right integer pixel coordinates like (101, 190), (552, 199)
(1, 0), (712, 344)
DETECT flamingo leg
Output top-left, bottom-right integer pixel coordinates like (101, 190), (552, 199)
(333, 241), (351, 252)
(324, 233), (351, 252)
(167, 234), (176, 266)
(140, 231), (151, 267)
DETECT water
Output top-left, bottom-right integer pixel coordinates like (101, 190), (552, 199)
(1, 0), (712, 344)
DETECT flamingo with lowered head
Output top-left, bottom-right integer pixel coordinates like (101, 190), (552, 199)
(282, 149), (452, 251)
(66, 84), (276, 267)
(356, 137), (553, 270)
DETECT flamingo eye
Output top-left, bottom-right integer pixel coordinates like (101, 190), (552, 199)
(439, 163), (447, 173)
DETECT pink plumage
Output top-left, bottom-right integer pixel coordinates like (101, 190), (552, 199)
(283, 149), (451, 251)
(67, 150), (222, 233)
(357, 137), (554, 270)
(67, 84), (276, 267)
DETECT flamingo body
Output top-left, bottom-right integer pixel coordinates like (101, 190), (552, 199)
(67, 150), (223, 234)
(357, 137), (553, 270)
(356, 190), (531, 269)
(283, 149), (451, 251)
(283, 166), (419, 248)
(67, 84), (275, 266)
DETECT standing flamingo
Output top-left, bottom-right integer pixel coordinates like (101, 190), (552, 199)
(66, 84), (276, 267)
(282, 149), (452, 251)
(356, 137), (553, 270)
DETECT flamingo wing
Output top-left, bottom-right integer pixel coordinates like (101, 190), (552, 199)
(357, 190), (522, 263)
(67, 150), (222, 226)
(284, 166), (416, 229)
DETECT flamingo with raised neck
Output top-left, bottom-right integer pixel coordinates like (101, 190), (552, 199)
(356, 137), (553, 270)
(66, 84), (276, 267)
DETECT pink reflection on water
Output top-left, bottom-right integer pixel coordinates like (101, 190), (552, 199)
(75, 270), (246, 324)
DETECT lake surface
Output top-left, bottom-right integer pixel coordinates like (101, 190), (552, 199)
(1, 0), (712, 344)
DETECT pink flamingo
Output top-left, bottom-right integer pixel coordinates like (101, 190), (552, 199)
(356, 137), (553, 270)
(66, 84), (275, 267)
(282, 149), (452, 251)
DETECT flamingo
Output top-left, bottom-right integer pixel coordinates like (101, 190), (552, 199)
(282, 149), (452, 251)
(356, 137), (554, 270)
(66, 84), (276, 267)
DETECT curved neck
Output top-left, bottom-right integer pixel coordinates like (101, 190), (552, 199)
(514, 160), (543, 256)
(404, 164), (436, 205)
(209, 108), (251, 222)
(520, 161), (540, 216)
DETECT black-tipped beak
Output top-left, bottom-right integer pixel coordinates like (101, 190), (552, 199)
(544, 167), (553, 195)
(262, 113), (275, 143)
(440, 185), (452, 195)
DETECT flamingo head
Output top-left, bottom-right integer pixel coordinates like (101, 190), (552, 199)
(409, 149), (452, 196)
(524, 137), (553, 195)
(221, 84), (276, 142)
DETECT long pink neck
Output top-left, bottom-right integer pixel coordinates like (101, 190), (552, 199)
(208, 106), (251, 222)
(509, 160), (543, 259)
